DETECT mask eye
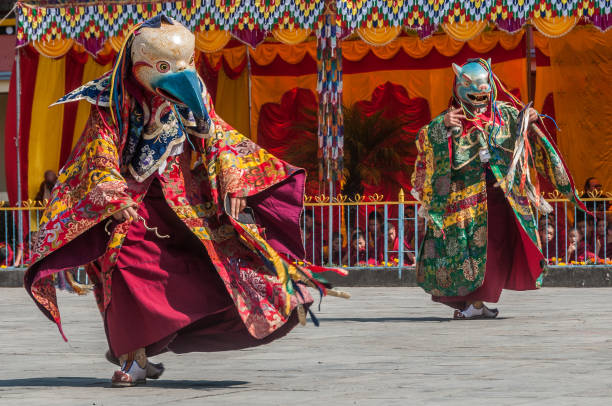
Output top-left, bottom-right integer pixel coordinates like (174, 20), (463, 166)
(189, 54), (195, 66)
(156, 61), (171, 73)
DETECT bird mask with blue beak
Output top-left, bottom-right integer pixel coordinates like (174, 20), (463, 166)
(129, 16), (208, 122)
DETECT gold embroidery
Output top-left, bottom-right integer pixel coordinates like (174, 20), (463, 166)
(436, 267), (452, 288)
(462, 258), (480, 281)
(473, 226), (487, 248)
(443, 201), (487, 228)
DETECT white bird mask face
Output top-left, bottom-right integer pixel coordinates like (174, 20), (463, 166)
(129, 17), (208, 120)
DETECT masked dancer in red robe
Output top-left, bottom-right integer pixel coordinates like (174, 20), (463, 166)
(25, 15), (347, 387)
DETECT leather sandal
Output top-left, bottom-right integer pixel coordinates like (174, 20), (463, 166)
(106, 350), (165, 380)
(111, 359), (147, 388)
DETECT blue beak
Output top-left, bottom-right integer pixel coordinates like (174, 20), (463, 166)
(152, 70), (209, 121)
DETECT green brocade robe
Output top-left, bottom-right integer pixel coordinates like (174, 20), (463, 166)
(411, 102), (584, 297)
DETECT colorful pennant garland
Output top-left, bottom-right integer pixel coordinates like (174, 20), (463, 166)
(335, 0), (612, 31)
(316, 11), (343, 189)
(16, 1), (612, 55)
(16, 0), (326, 54)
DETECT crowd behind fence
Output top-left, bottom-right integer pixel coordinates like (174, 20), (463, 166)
(301, 190), (612, 269)
(1, 192), (611, 279)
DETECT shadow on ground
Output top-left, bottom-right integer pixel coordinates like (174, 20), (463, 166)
(317, 317), (451, 323)
(0, 377), (248, 389)
(317, 316), (511, 322)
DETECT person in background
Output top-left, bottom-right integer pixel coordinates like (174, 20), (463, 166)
(597, 222), (612, 260)
(302, 210), (322, 265)
(0, 244), (12, 267)
(575, 215), (596, 254)
(538, 221), (556, 262)
(367, 210), (383, 255)
(567, 225), (598, 262)
(581, 177), (608, 221)
(329, 233), (345, 265)
(343, 230), (375, 266)
(378, 221), (415, 265)
(34, 170), (57, 202)
(584, 177), (602, 195)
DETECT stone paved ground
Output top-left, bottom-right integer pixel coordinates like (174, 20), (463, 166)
(1, 287), (611, 406)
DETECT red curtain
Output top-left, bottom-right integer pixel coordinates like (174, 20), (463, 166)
(4, 47), (39, 204)
(354, 82), (431, 199)
(257, 82), (431, 199)
(59, 48), (88, 167)
(257, 88), (317, 156)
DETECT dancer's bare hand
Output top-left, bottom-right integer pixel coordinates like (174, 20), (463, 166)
(229, 196), (247, 219)
(112, 206), (138, 222)
(528, 107), (539, 125)
(444, 107), (466, 128)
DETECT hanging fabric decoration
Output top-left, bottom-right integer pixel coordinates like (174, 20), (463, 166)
(316, 6), (343, 192)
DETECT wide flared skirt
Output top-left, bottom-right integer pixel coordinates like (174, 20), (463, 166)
(433, 176), (544, 310)
(105, 180), (301, 357)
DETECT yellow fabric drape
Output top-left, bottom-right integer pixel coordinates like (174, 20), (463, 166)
(531, 16), (578, 38)
(548, 26), (612, 190)
(342, 58), (526, 117)
(72, 57), (113, 148)
(249, 58), (526, 147)
(250, 41), (317, 65)
(533, 31), (551, 56)
(271, 28), (312, 45)
(208, 41), (318, 69)
(215, 67), (251, 139)
(442, 21), (488, 41)
(355, 26), (402, 46)
(342, 31), (523, 61)
(28, 57), (66, 198)
(205, 30), (524, 74)
(534, 66), (554, 114)
(206, 45), (247, 70)
(469, 29), (524, 53)
(108, 35), (125, 52)
(195, 30), (232, 53)
(32, 39), (74, 58)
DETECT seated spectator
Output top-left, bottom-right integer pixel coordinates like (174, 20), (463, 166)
(378, 222), (415, 265)
(301, 210), (322, 265)
(329, 233), (345, 265)
(581, 176), (609, 220)
(34, 170), (57, 202)
(598, 223), (612, 260)
(538, 221), (556, 262)
(0, 244), (12, 267)
(343, 230), (377, 266)
(567, 227), (598, 263)
(14, 233), (36, 267)
(583, 177), (603, 195)
(367, 210), (383, 252)
(575, 215), (596, 252)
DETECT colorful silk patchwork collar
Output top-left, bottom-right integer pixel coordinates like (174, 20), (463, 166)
(122, 98), (186, 182)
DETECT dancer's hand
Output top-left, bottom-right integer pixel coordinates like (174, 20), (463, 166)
(527, 107), (539, 125)
(229, 196), (247, 219)
(112, 206), (139, 222)
(444, 107), (466, 128)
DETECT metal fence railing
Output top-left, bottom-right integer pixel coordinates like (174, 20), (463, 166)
(0, 200), (90, 284)
(1, 191), (610, 279)
(302, 190), (612, 271)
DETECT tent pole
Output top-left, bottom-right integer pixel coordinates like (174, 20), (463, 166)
(15, 44), (24, 251)
(246, 45), (253, 139)
(526, 24), (535, 102)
